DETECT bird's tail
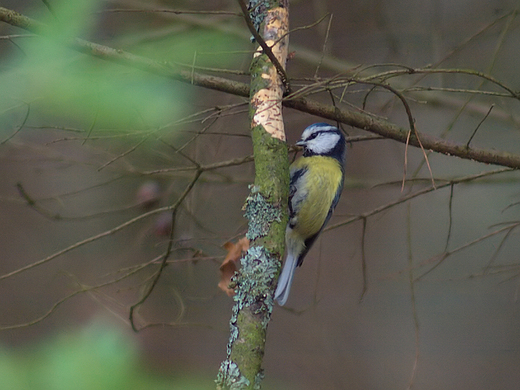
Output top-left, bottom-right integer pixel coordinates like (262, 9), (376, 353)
(274, 253), (298, 306)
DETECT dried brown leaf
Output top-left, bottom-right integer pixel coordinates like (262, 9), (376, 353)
(218, 238), (249, 297)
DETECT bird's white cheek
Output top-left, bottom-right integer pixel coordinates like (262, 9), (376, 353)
(305, 133), (340, 154)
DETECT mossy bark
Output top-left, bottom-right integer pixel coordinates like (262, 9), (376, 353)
(216, 1), (290, 389)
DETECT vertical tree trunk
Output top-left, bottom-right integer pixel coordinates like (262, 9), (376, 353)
(216, 1), (290, 389)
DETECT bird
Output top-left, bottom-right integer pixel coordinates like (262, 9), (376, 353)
(274, 123), (346, 306)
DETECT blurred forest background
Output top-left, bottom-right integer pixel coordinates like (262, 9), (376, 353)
(1, 0), (520, 389)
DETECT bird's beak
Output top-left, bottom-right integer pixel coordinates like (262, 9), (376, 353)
(295, 140), (306, 146)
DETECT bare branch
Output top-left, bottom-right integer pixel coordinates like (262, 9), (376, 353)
(3, 6), (520, 169)
(101, 8), (242, 16)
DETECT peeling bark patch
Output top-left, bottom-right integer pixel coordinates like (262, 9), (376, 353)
(250, 7), (289, 142)
(252, 87), (285, 141)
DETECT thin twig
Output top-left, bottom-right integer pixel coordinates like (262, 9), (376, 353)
(406, 203), (420, 390)
(466, 104), (494, 148)
(483, 227), (515, 273)
(314, 13), (333, 78)
(82, 108), (99, 145)
(141, 154), (254, 175)
(17, 180), (145, 220)
(98, 134), (151, 171)
(364, 80), (435, 190)
(272, 12), (329, 48)
(129, 210), (176, 331)
(414, 221), (520, 281)
(0, 254), (162, 330)
(129, 169), (202, 332)
(359, 217), (368, 302)
(404, 86), (514, 98)
(325, 168), (514, 233)
(444, 183), (455, 252)
(1, 102), (30, 144)
(236, 0), (291, 93)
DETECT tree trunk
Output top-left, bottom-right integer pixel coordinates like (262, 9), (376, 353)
(216, 1), (290, 389)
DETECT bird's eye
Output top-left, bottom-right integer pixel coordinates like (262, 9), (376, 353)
(306, 132), (318, 141)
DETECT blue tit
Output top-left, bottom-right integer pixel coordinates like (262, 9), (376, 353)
(274, 123), (346, 306)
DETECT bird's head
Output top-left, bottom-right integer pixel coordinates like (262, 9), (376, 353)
(297, 123), (346, 161)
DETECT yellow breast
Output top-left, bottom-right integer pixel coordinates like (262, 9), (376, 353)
(290, 155), (343, 238)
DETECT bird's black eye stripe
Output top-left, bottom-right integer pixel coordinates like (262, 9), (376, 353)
(304, 130), (333, 141)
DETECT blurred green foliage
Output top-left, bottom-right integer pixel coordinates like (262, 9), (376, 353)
(133, 28), (246, 68)
(0, 0), (244, 131)
(0, 322), (214, 390)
